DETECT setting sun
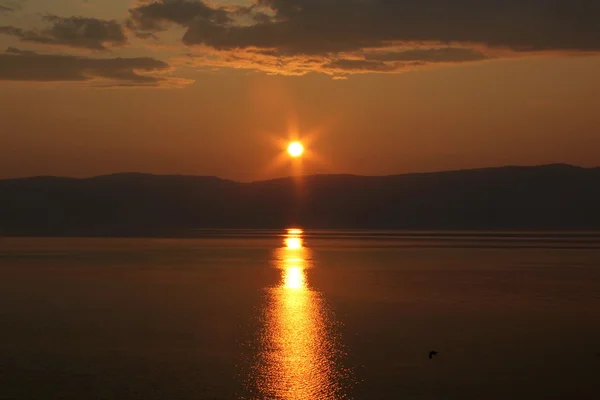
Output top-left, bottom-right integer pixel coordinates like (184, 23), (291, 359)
(287, 142), (304, 158)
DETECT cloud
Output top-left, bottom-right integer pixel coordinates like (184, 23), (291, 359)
(0, 47), (191, 87)
(323, 59), (401, 73)
(365, 48), (489, 63)
(5, 1), (588, 81)
(180, 45), (482, 78)
(0, 26), (23, 36)
(128, 0), (232, 32)
(124, 0), (600, 77)
(0, 16), (127, 50)
(134, 31), (158, 40)
(129, 0), (600, 54)
(5, 46), (33, 54)
(0, 1), (21, 13)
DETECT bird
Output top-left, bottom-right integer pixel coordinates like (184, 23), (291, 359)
(429, 351), (439, 359)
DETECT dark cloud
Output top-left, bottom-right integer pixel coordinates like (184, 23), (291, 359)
(0, 47), (176, 86)
(252, 11), (274, 24)
(0, 16), (127, 50)
(129, 0), (600, 54)
(323, 59), (401, 73)
(5, 46), (34, 54)
(128, 0), (232, 33)
(0, 1), (21, 13)
(366, 48), (489, 63)
(134, 31), (158, 40)
(0, 26), (23, 36)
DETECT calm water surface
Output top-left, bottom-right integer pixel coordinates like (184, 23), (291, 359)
(1, 231), (599, 399)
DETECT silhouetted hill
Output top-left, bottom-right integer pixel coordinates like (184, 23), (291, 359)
(1, 164), (599, 236)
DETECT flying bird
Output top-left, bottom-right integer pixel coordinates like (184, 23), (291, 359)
(429, 351), (439, 359)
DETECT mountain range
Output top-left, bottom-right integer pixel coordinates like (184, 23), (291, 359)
(1, 164), (599, 236)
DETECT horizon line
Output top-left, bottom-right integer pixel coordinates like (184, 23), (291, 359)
(1, 163), (598, 183)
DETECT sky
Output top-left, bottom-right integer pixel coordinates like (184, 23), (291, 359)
(1, 0), (600, 181)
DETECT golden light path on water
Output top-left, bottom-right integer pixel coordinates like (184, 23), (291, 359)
(250, 229), (350, 399)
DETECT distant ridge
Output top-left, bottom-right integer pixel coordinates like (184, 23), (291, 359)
(1, 164), (599, 236)
(1, 163), (590, 183)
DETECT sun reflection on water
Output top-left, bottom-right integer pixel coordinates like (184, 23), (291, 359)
(283, 267), (305, 290)
(249, 229), (350, 399)
(285, 237), (303, 250)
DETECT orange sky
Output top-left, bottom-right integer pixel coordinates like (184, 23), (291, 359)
(1, 1), (599, 181)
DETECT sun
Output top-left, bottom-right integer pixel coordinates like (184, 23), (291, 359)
(287, 141), (304, 158)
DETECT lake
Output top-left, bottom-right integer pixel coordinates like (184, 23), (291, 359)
(1, 231), (599, 399)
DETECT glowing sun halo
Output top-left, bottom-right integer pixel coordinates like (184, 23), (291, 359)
(287, 142), (304, 158)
